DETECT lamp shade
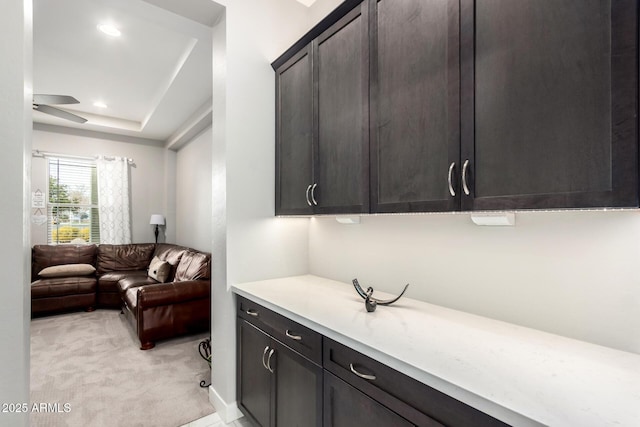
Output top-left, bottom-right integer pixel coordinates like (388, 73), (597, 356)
(149, 214), (165, 225)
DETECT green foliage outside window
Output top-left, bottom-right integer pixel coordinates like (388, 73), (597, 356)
(48, 158), (100, 244)
(51, 226), (91, 243)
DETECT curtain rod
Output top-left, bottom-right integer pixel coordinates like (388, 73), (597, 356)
(32, 150), (134, 164)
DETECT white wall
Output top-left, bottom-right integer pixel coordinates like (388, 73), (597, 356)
(0, 0), (31, 425)
(31, 125), (172, 245)
(309, 210), (640, 354)
(175, 126), (212, 251)
(208, 0), (311, 422)
(308, 0), (343, 27)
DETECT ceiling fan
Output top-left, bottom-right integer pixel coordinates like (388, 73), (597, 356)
(33, 94), (87, 124)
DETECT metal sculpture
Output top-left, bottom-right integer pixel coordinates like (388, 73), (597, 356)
(352, 278), (409, 312)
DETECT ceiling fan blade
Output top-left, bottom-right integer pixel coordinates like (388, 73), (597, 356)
(33, 94), (80, 105)
(34, 104), (87, 124)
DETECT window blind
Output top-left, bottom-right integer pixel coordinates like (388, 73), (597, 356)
(47, 157), (100, 244)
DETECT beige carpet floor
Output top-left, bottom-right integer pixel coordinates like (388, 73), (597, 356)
(30, 309), (214, 427)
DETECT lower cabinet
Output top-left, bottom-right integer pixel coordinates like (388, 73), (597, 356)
(237, 296), (509, 427)
(272, 337), (323, 427)
(238, 321), (272, 426)
(237, 316), (322, 427)
(323, 338), (508, 427)
(323, 371), (415, 427)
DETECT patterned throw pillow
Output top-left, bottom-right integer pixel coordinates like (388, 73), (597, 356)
(148, 256), (170, 283)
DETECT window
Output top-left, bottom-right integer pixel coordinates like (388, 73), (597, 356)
(48, 157), (100, 244)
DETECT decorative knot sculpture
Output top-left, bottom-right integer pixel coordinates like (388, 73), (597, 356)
(352, 278), (409, 312)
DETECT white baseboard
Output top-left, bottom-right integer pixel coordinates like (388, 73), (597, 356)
(208, 385), (243, 424)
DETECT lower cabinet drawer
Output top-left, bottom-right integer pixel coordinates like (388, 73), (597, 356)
(238, 296), (322, 365)
(323, 338), (509, 427)
(324, 370), (420, 427)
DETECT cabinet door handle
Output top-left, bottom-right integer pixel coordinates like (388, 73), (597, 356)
(311, 183), (318, 206)
(262, 346), (270, 370)
(246, 309), (258, 317)
(462, 159), (471, 196)
(285, 329), (302, 341)
(305, 184), (312, 206)
(349, 363), (376, 381)
(266, 348), (275, 373)
(447, 162), (456, 197)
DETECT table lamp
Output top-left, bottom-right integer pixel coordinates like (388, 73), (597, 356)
(149, 214), (165, 243)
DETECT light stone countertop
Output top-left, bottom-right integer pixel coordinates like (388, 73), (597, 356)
(231, 274), (640, 427)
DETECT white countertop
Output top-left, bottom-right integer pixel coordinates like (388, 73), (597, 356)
(232, 275), (640, 427)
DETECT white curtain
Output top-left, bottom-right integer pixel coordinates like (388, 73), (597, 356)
(96, 156), (131, 244)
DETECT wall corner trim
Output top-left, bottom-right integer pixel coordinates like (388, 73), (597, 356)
(208, 385), (244, 424)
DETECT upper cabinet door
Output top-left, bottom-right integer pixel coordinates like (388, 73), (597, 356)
(461, 0), (638, 210)
(370, 0), (460, 213)
(275, 46), (314, 216)
(313, 3), (370, 214)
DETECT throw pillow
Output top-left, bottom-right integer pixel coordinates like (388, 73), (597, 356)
(148, 256), (170, 283)
(39, 263), (96, 278)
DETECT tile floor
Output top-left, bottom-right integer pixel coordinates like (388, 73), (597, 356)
(181, 413), (253, 427)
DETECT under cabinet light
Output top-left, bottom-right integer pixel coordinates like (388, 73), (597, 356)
(98, 24), (121, 37)
(335, 216), (361, 224)
(470, 212), (516, 226)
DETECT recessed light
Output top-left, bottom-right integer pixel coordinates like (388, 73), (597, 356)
(93, 101), (108, 109)
(97, 24), (121, 37)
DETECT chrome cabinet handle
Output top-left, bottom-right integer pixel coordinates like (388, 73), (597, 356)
(447, 162), (456, 197)
(462, 159), (471, 196)
(311, 183), (318, 206)
(285, 330), (302, 341)
(349, 363), (376, 381)
(266, 348), (275, 373)
(246, 309), (258, 317)
(305, 184), (312, 206)
(262, 346), (270, 370)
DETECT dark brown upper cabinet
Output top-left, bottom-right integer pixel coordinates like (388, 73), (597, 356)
(274, 1), (369, 215)
(274, 0), (639, 215)
(313, 3), (370, 214)
(370, 0), (460, 213)
(275, 46), (314, 215)
(460, 0), (638, 210)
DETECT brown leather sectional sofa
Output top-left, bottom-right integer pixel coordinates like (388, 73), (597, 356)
(31, 243), (211, 350)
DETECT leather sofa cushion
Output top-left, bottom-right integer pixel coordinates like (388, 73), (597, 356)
(175, 250), (211, 281)
(32, 244), (97, 281)
(98, 270), (148, 292)
(32, 277), (97, 298)
(153, 244), (188, 264)
(118, 275), (158, 293)
(96, 243), (155, 275)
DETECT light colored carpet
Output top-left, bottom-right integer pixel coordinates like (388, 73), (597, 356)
(30, 309), (215, 427)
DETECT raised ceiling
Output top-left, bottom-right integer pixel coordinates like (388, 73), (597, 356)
(33, 0), (223, 145)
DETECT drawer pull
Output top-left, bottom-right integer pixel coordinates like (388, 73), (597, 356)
(285, 330), (302, 341)
(349, 363), (376, 381)
(246, 309), (259, 317)
(262, 346), (270, 370)
(266, 348), (275, 373)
